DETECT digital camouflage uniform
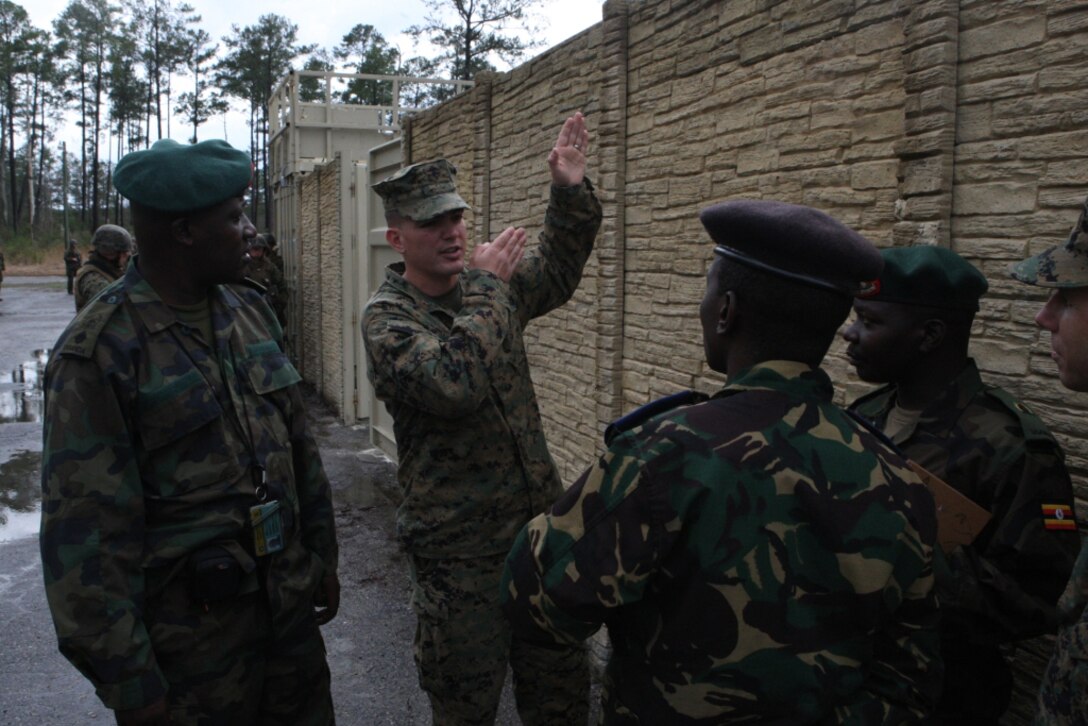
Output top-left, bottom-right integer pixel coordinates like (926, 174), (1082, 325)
(502, 360), (941, 724)
(73, 252), (123, 311)
(850, 359), (1079, 720)
(40, 260), (338, 724)
(363, 178), (602, 725)
(1010, 195), (1088, 726)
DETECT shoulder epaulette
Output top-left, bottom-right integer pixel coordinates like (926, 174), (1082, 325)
(604, 390), (709, 446)
(57, 290), (125, 359)
(986, 388), (1056, 445)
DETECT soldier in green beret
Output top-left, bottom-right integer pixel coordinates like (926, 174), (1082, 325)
(1010, 196), (1088, 725)
(843, 245), (1079, 725)
(362, 113), (601, 724)
(74, 224), (134, 312)
(40, 138), (339, 726)
(502, 200), (942, 722)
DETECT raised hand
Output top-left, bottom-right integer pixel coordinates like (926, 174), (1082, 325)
(547, 111), (590, 187)
(469, 226), (527, 282)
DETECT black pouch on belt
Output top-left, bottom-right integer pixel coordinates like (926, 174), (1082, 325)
(188, 544), (242, 605)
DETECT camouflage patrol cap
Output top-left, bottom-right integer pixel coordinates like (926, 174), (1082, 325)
(90, 224), (134, 254)
(1009, 195), (1088, 288)
(113, 138), (252, 213)
(700, 200), (883, 297)
(373, 159), (469, 223)
(856, 246), (988, 312)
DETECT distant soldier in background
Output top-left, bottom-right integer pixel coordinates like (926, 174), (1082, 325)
(842, 246), (1080, 725)
(246, 234), (287, 327)
(1010, 194), (1088, 726)
(74, 224), (134, 312)
(0, 244), (6, 300)
(263, 232), (285, 274)
(63, 239), (81, 295)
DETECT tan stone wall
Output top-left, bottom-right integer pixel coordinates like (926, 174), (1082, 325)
(297, 159), (343, 406)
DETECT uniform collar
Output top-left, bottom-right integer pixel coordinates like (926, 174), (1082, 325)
(718, 360), (834, 400)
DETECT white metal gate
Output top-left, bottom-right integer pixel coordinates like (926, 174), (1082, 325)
(354, 139), (403, 460)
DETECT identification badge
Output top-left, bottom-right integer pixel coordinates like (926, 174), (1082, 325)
(250, 500), (285, 556)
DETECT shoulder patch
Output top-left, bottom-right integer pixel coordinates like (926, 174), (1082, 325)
(986, 388), (1056, 445)
(57, 291), (125, 359)
(604, 390), (710, 446)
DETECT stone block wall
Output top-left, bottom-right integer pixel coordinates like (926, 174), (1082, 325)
(297, 159), (344, 404)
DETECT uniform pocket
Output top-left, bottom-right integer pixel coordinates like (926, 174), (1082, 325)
(138, 369), (222, 451)
(241, 342), (301, 394)
(408, 555), (449, 621)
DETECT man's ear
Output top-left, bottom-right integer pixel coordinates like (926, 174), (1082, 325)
(386, 227), (405, 253)
(170, 217), (193, 247)
(717, 290), (737, 336)
(918, 317), (946, 353)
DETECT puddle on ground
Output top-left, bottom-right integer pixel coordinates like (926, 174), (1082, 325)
(0, 348), (49, 424)
(0, 450), (42, 542)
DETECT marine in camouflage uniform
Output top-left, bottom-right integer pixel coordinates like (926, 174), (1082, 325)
(74, 224), (134, 312)
(843, 246), (1079, 724)
(40, 138), (339, 726)
(0, 245), (5, 299)
(363, 114), (600, 725)
(245, 234), (287, 326)
(502, 200), (942, 723)
(1010, 194), (1088, 726)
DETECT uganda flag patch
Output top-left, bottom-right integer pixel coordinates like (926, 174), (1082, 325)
(1043, 504), (1077, 531)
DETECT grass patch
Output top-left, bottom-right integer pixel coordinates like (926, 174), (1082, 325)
(2, 237), (68, 275)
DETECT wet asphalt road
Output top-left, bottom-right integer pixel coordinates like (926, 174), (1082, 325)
(0, 276), (526, 725)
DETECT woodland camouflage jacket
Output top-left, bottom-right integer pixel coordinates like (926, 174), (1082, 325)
(40, 262), (337, 711)
(850, 359), (1080, 645)
(503, 361), (942, 724)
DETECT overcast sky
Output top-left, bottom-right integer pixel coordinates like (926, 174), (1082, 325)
(27, 0), (605, 150)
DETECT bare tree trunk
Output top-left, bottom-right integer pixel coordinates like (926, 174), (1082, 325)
(0, 114), (8, 230)
(7, 77), (18, 233)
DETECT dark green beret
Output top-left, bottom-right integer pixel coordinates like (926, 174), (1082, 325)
(700, 200), (883, 297)
(373, 159), (469, 222)
(856, 246), (988, 312)
(1010, 194), (1088, 288)
(113, 139), (252, 213)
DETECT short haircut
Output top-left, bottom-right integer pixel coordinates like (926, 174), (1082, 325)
(717, 259), (853, 363)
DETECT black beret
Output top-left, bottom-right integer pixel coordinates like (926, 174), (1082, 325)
(113, 139), (252, 213)
(699, 200), (883, 296)
(859, 246), (988, 311)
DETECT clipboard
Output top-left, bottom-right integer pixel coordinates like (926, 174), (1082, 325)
(908, 461), (991, 552)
